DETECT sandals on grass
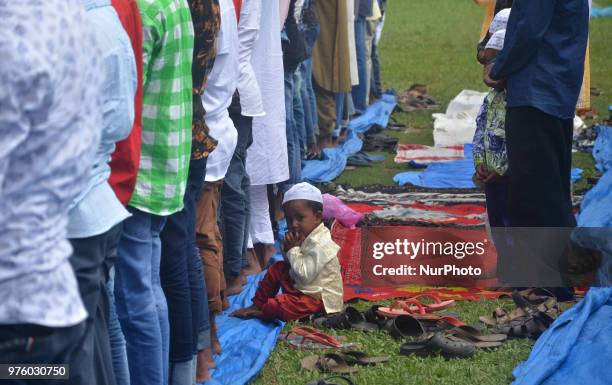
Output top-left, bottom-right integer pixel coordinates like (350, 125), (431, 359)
(313, 307), (378, 331)
(399, 333), (475, 359)
(301, 351), (388, 374)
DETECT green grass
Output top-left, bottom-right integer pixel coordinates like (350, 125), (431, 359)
(253, 2), (611, 384)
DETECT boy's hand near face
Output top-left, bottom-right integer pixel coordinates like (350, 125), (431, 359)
(282, 231), (305, 254)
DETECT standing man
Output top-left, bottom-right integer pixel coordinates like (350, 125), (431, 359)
(66, 1), (137, 385)
(114, 1), (194, 384)
(0, 0), (103, 377)
(490, 0), (589, 294)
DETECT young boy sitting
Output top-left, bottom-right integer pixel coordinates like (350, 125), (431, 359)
(473, 26), (510, 228)
(230, 182), (344, 321)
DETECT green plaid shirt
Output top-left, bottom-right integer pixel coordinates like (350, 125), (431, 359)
(131, 0), (194, 215)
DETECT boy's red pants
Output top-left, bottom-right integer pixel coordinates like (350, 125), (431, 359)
(252, 261), (325, 322)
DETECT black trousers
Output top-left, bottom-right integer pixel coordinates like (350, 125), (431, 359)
(500, 107), (576, 296)
(505, 106), (576, 227)
(68, 223), (124, 385)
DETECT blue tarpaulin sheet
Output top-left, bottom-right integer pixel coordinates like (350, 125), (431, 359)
(205, 265), (284, 385)
(512, 125), (612, 385)
(301, 92), (396, 183)
(591, 6), (612, 17)
(394, 144), (583, 188)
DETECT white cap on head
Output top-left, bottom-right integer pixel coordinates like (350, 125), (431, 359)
(489, 8), (511, 36)
(485, 29), (506, 51)
(282, 182), (323, 205)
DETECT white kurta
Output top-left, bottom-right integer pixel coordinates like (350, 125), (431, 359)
(237, 0), (265, 117)
(204, 0), (239, 182)
(347, 0), (359, 86)
(246, 0), (289, 186)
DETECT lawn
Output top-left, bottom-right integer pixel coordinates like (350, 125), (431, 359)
(254, 2), (612, 384)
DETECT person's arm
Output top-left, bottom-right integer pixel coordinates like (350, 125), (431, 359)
(238, 0), (261, 73)
(139, 6), (163, 87)
(490, 0), (556, 80)
(286, 242), (330, 286)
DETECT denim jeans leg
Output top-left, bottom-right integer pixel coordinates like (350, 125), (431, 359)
(222, 114), (253, 278)
(299, 62), (315, 148)
(0, 323), (85, 385)
(280, 69), (301, 194)
(115, 207), (167, 385)
(351, 16), (368, 114)
(107, 268), (131, 385)
(168, 360), (193, 385)
(293, 69), (306, 161)
(303, 58), (318, 140)
(150, 214), (169, 385)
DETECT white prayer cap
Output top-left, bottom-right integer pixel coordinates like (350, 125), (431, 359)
(489, 8), (511, 36)
(282, 182), (323, 205)
(485, 29), (506, 51)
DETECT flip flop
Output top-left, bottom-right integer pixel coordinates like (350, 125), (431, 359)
(306, 376), (355, 385)
(285, 326), (344, 348)
(406, 294), (455, 313)
(383, 314), (426, 340)
(445, 334), (503, 349)
(301, 353), (359, 374)
(399, 333), (475, 359)
(376, 299), (442, 320)
(479, 307), (528, 327)
(448, 325), (507, 342)
(337, 351), (389, 366)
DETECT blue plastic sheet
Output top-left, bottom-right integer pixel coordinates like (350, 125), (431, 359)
(591, 6), (612, 17)
(205, 269), (284, 385)
(511, 125), (612, 385)
(394, 144), (583, 188)
(301, 92), (396, 183)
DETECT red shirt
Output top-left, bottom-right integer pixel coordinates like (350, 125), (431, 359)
(110, 0), (143, 205)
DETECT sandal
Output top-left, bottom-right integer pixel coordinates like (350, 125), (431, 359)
(306, 376), (355, 385)
(406, 294), (455, 313)
(376, 299), (442, 320)
(313, 307), (378, 331)
(301, 353), (359, 374)
(337, 351), (389, 366)
(285, 326), (344, 348)
(364, 305), (387, 328)
(399, 333), (475, 359)
(383, 314), (426, 340)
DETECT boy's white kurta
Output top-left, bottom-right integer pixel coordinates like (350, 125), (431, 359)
(204, 0), (239, 182)
(286, 223), (344, 314)
(246, 0), (289, 186)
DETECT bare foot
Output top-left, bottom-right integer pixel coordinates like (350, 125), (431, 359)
(254, 243), (276, 270)
(317, 135), (334, 149)
(229, 305), (263, 319)
(196, 349), (212, 383)
(242, 249), (262, 275)
(240, 271), (248, 285)
(225, 276), (244, 296)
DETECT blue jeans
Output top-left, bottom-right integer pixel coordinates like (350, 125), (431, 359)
(107, 268), (130, 385)
(299, 59), (317, 147)
(115, 207), (169, 385)
(293, 70), (306, 160)
(160, 158), (209, 368)
(281, 69), (302, 193)
(351, 16), (368, 115)
(222, 114), (253, 278)
(334, 93), (349, 138)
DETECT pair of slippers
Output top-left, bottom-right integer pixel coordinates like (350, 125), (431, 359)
(301, 351), (389, 375)
(480, 288), (561, 339)
(375, 294), (456, 320)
